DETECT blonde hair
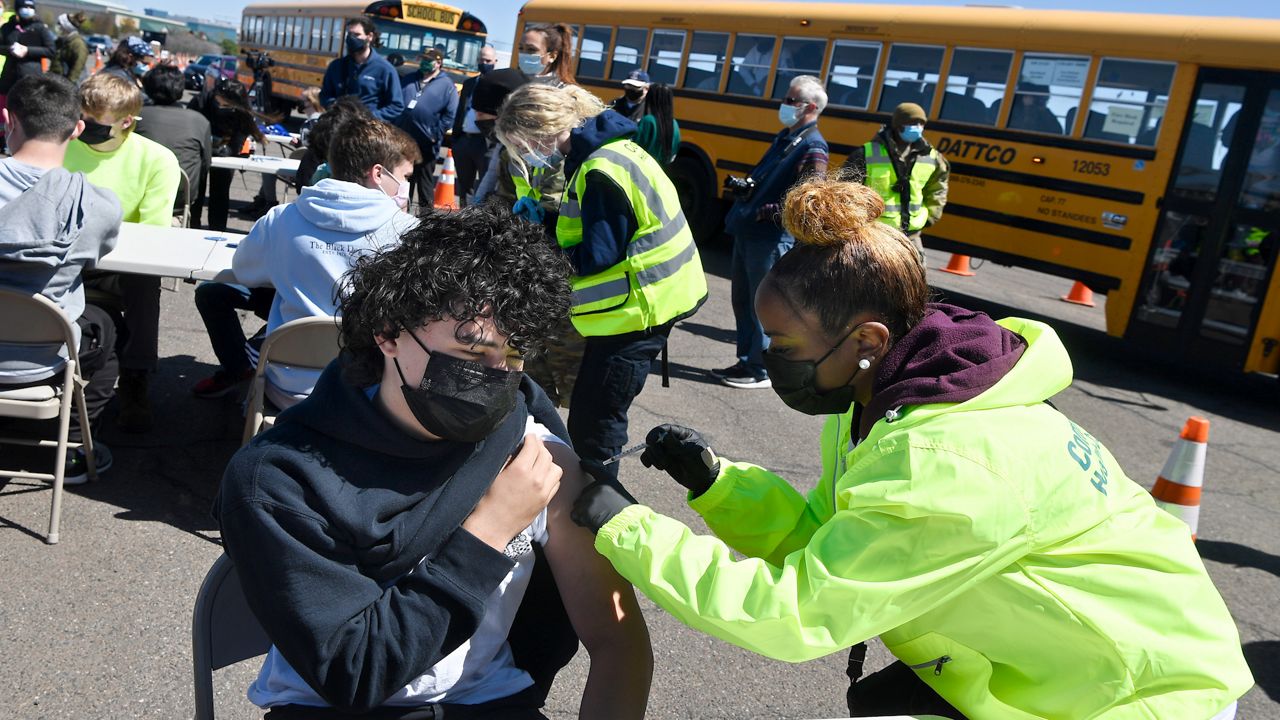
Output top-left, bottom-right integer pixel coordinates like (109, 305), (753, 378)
(495, 83), (604, 157)
(79, 73), (143, 122)
(768, 175), (928, 339)
(301, 86), (323, 114)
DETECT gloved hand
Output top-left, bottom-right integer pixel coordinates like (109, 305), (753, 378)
(511, 195), (545, 224)
(639, 424), (720, 497)
(571, 460), (638, 533)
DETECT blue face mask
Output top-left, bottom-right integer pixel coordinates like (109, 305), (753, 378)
(778, 103), (801, 128)
(522, 146), (563, 170)
(133, 62), (150, 77)
(478, 61), (495, 74)
(899, 124), (925, 143)
(518, 52), (546, 76)
(17, 7), (34, 19)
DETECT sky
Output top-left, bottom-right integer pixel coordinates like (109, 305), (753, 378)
(146, 0), (1280, 51)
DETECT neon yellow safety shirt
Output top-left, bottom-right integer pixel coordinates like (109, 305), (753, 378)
(864, 139), (941, 234)
(594, 317), (1253, 719)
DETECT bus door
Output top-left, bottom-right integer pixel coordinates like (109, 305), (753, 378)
(1130, 69), (1280, 371)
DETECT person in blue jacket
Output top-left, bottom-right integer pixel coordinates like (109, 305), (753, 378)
(319, 17), (403, 122)
(396, 47), (457, 205)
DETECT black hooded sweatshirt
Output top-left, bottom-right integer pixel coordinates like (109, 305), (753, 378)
(215, 359), (574, 713)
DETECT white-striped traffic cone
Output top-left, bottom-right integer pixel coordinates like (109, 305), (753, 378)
(1151, 416), (1209, 540)
(432, 146), (447, 184)
(433, 149), (457, 210)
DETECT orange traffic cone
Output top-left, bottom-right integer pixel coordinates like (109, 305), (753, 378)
(939, 254), (975, 276)
(433, 149), (458, 210)
(1061, 281), (1095, 307)
(1151, 417), (1209, 540)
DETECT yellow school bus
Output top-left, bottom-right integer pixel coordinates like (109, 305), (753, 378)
(518, 0), (1280, 377)
(239, 0), (487, 107)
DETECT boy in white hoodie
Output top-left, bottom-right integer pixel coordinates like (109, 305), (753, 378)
(192, 117), (420, 404)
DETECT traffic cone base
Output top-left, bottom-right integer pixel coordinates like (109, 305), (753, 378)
(1061, 281), (1095, 307)
(1150, 416), (1209, 540)
(939, 253), (975, 276)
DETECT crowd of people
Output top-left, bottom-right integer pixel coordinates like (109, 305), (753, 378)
(0, 11), (1256, 720)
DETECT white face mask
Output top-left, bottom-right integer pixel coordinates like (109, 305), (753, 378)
(518, 52), (547, 75)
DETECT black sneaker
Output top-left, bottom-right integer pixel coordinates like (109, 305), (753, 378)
(63, 443), (113, 485)
(709, 362), (747, 379)
(116, 370), (153, 433)
(719, 366), (772, 389)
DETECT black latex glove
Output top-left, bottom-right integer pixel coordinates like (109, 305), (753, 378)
(571, 460), (639, 533)
(639, 424), (720, 497)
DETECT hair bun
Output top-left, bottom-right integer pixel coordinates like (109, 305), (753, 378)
(781, 176), (885, 247)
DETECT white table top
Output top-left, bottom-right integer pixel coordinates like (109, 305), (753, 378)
(266, 133), (301, 146)
(98, 223), (245, 280)
(211, 155), (301, 174)
(193, 238), (240, 283)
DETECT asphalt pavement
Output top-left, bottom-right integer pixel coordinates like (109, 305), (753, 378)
(1, 169), (1277, 718)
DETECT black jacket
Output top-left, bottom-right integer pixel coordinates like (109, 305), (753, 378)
(215, 359), (576, 712)
(0, 17), (55, 94)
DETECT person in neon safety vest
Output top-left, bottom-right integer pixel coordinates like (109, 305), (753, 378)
(496, 83), (707, 485)
(843, 101), (949, 265)
(571, 176), (1253, 719)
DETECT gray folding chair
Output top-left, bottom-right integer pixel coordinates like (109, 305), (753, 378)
(0, 289), (98, 544)
(192, 553), (271, 720)
(242, 315), (341, 445)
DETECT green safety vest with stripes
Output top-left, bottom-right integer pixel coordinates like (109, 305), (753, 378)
(557, 139), (707, 337)
(510, 162), (546, 201)
(864, 141), (940, 233)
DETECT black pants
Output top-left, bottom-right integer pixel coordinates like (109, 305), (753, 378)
(84, 272), (160, 373)
(846, 643), (964, 718)
(207, 166), (236, 232)
(2, 304), (118, 443)
(263, 685), (548, 719)
(567, 325), (671, 483)
(453, 132), (488, 205)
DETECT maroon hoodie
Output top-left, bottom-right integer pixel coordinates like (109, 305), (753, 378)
(857, 303), (1027, 440)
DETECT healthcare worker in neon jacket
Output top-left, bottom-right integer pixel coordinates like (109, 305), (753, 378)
(571, 176), (1253, 719)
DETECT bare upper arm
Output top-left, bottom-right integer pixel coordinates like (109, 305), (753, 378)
(542, 442), (650, 654)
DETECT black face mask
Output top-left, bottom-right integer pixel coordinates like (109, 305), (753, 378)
(478, 61), (495, 74)
(762, 324), (868, 416)
(393, 330), (522, 442)
(475, 118), (496, 139)
(345, 34), (368, 55)
(79, 118), (114, 146)
(624, 88), (644, 102)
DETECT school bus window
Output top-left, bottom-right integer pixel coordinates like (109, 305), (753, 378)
(825, 40), (880, 110)
(288, 17), (299, 48)
(647, 30), (686, 86)
(877, 44), (944, 114)
(940, 48), (1012, 126)
(1008, 53), (1089, 136)
(683, 31), (729, 91)
(1173, 83), (1244, 201)
(1240, 91), (1280, 211)
(577, 25), (610, 79)
(610, 27), (648, 81)
(1084, 58), (1176, 146)
(727, 34), (775, 98)
(771, 37), (826, 100)
(310, 17), (322, 51)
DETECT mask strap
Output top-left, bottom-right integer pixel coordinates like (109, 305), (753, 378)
(393, 329), (432, 386)
(392, 357), (412, 387)
(813, 322), (862, 367)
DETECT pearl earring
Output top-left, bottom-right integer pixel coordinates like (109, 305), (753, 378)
(858, 357), (871, 370)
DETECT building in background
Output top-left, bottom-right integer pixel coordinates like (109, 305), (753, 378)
(145, 9), (238, 45)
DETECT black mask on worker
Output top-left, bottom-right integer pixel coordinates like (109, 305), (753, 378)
(624, 88), (644, 102)
(475, 118), (496, 139)
(393, 330), (522, 442)
(345, 34), (368, 55)
(78, 118), (114, 146)
(762, 324), (868, 416)
(478, 61), (495, 75)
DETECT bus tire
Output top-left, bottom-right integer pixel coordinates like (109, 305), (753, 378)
(668, 151), (722, 244)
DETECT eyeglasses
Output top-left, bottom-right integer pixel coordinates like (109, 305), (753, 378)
(782, 97), (809, 106)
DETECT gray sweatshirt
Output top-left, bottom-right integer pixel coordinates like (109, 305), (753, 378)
(0, 159), (122, 382)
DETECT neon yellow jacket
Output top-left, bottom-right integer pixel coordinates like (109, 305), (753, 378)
(596, 317), (1252, 719)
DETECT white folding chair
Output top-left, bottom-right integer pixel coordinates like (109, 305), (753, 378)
(242, 316), (341, 445)
(0, 289), (99, 544)
(191, 553), (271, 720)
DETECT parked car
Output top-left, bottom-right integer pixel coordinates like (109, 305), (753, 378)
(85, 34), (113, 55)
(184, 54), (239, 91)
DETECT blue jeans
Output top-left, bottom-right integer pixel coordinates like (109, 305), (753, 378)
(194, 282), (275, 375)
(567, 326), (671, 483)
(730, 231), (794, 378)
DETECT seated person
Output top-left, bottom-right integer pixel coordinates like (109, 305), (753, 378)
(136, 64), (211, 225)
(294, 95), (373, 191)
(0, 74), (123, 482)
(192, 117), (420, 405)
(63, 72), (181, 434)
(215, 205), (653, 718)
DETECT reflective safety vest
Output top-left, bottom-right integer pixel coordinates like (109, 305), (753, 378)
(557, 139), (707, 337)
(510, 160), (546, 202)
(864, 140), (940, 233)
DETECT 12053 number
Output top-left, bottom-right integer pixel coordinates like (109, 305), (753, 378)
(1072, 159), (1111, 176)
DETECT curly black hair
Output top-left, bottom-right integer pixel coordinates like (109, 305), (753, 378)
(337, 203), (574, 387)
